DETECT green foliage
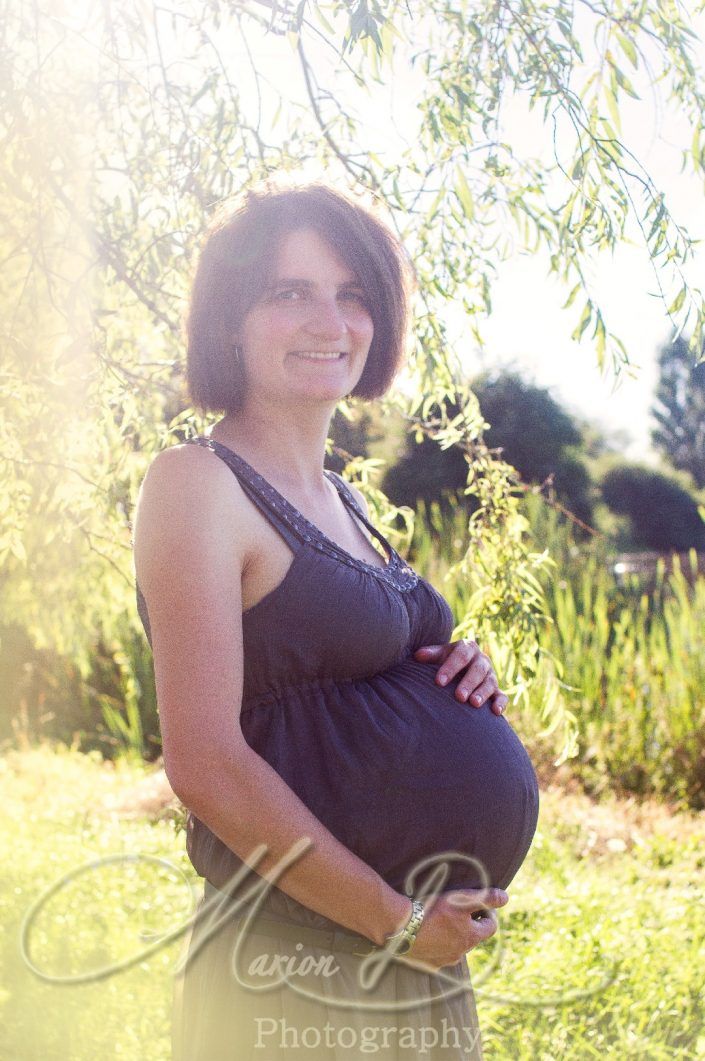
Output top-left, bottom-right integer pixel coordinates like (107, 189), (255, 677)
(325, 404), (381, 474)
(381, 409), (469, 513)
(650, 333), (705, 490)
(94, 620), (161, 765)
(476, 797), (705, 1059)
(3, 0), (705, 749)
(382, 372), (597, 542)
(0, 616), (160, 763)
(471, 372), (595, 531)
(600, 462), (705, 552)
(415, 489), (705, 809)
(547, 552), (705, 807)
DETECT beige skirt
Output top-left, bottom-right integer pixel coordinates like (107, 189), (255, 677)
(172, 881), (484, 1061)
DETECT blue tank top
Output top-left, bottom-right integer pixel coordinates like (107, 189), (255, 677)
(135, 437), (539, 915)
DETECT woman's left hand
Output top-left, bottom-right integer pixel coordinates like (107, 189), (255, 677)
(413, 640), (508, 716)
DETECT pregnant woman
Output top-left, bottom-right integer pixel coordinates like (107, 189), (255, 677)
(132, 183), (539, 1059)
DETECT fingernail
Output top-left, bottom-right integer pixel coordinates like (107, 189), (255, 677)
(472, 694), (482, 705)
(437, 673), (448, 686)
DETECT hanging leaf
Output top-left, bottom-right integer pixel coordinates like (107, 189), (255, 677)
(454, 165), (475, 220)
(571, 301), (593, 342)
(616, 32), (638, 69)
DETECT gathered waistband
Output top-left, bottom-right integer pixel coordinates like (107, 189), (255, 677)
(240, 653), (435, 712)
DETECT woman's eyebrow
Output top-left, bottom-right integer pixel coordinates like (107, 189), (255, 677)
(269, 277), (364, 290)
(269, 277), (314, 288)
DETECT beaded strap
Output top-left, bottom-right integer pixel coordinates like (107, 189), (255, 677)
(186, 436), (419, 592)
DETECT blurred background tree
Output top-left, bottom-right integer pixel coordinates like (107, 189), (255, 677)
(382, 372), (595, 534)
(650, 334), (705, 490)
(600, 463), (705, 553)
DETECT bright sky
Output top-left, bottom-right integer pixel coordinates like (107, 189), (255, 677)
(229, 5), (705, 465)
(472, 76), (705, 465)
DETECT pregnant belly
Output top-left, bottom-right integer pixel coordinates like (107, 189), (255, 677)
(360, 659), (539, 892)
(241, 657), (540, 895)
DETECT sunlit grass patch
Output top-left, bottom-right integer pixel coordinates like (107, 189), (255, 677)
(4, 746), (704, 1059)
(2, 745), (195, 1061)
(470, 786), (705, 1060)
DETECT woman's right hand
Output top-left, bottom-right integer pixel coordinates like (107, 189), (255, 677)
(402, 888), (509, 971)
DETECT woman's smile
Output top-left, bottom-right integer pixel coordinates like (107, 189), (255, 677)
(290, 351), (348, 362)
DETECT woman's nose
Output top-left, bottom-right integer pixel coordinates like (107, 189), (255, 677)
(304, 297), (347, 339)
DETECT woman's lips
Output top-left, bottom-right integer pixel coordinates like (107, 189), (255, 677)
(290, 351), (348, 362)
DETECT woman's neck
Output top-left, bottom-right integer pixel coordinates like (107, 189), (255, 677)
(209, 401), (336, 495)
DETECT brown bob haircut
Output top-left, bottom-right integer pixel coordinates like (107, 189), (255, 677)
(185, 182), (413, 416)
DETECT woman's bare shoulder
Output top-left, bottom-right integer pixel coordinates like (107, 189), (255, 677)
(135, 441), (250, 531)
(133, 442), (255, 590)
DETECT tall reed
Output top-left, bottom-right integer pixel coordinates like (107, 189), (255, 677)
(410, 491), (705, 809)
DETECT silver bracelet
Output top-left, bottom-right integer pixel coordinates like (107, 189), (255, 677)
(383, 898), (425, 955)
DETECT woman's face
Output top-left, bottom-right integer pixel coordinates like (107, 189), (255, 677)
(236, 227), (374, 409)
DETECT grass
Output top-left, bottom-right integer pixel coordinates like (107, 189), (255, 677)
(474, 780), (705, 1059)
(1, 746), (192, 1061)
(3, 744), (704, 1060)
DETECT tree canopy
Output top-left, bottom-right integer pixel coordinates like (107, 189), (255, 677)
(650, 333), (705, 490)
(382, 372), (595, 531)
(601, 463), (705, 551)
(3, 0), (705, 758)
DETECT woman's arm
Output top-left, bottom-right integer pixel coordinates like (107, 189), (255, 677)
(133, 445), (410, 947)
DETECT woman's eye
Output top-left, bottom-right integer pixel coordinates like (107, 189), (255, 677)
(269, 287), (368, 307)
